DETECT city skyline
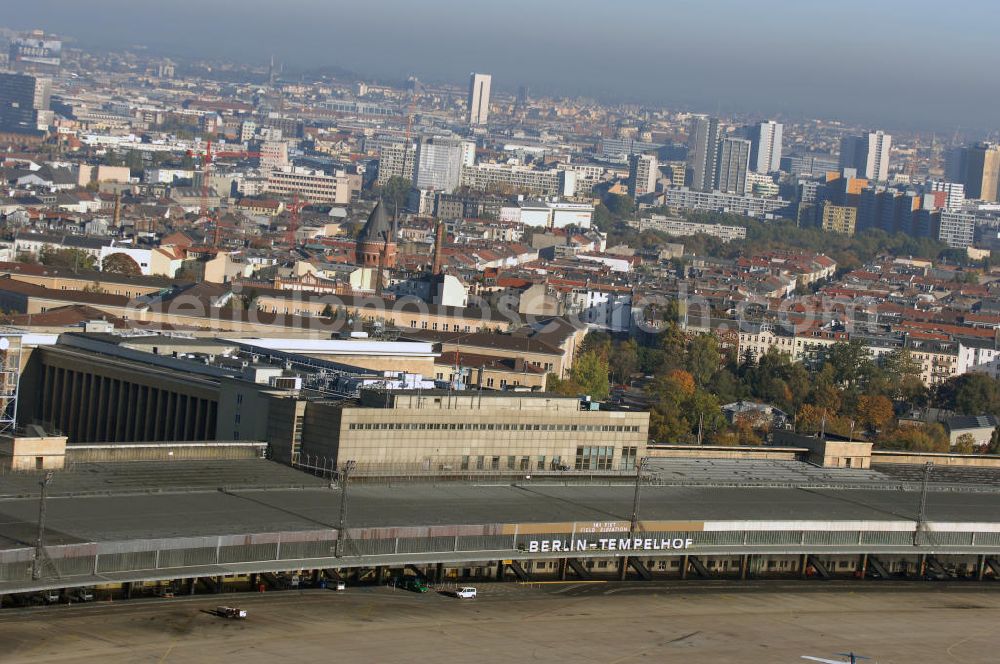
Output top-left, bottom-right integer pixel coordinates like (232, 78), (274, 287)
(5, 0), (1000, 132)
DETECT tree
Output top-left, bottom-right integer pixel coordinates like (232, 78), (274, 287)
(856, 394), (894, 433)
(880, 424), (949, 453)
(686, 334), (721, 388)
(954, 433), (976, 455)
(568, 351), (610, 401)
(377, 176), (413, 218)
(609, 339), (639, 384)
(879, 348), (926, 403)
(39, 246), (97, 271)
(823, 340), (876, 389)
(101, 252), (142, 276)
(935, 374), (1000, 416)
(603, 193), (635, 218)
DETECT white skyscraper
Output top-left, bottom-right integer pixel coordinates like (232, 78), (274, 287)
(627, 153), (658, 198)
(415, 137), (473, 194)
(467, 73), (492, 126)
(839, 131), (892, 181)
(747, 120), (783, 174)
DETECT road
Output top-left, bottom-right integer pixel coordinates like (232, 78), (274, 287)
(0, 581), (996, 663)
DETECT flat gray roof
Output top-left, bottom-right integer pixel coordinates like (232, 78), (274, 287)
(2, 478), (1000, 550)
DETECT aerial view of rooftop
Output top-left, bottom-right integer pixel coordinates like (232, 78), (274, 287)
(0, 2), (999, 662)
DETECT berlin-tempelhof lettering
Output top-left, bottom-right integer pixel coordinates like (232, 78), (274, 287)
(527, 537), (694, 553)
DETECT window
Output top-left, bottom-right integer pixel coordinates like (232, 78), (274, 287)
(461, 456), (470, 471)
(620, 446), (638, 471)
(491, 456), (500, 470)
(507, 456), (516, 470)
(575, 446), (614, 471)
(537, 456), (546, 471)
(476, 456), (485, 470)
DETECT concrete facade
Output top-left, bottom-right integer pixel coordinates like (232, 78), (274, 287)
(294, 391), (648, 472)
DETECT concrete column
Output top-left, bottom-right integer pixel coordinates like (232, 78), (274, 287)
(558, 558), (567, 581)
(214, 576), (224, 593)
(113, 380), (126, 442)
(122, 582), (132, 600)
(188, 578), (196, 595)
(860, 554), (868, 580)
(169, 392), (179, 440)
(435, 562), (444, 583)
(143, 387), (156, 441)
(66, 370), (80, 439)
(681, 555), (689, 580)
(800, 554), (808, 578)
(496, 562), (504, 581)
(919, 554), (927, 578)
(207, 401), (218, 440)
(193, 398), (204, 440)
(155, 388), (166, 440)
(41, 364), (53, 423)
(977, 555), (986, 581)
(75, 372), (91, 441)
(93, 376), (107, 441)
(130, 384), (144, 441)
(619, 557), (628, 581)
(740, 555), (750, 580)
(58, 367), (71, 431)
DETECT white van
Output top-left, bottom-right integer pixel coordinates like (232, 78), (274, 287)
(455, 587), (477, 599)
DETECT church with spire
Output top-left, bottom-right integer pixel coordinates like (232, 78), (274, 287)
(355, 201), (397, 269)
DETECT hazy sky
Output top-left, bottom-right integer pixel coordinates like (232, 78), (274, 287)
(7, 0), (1000, 131)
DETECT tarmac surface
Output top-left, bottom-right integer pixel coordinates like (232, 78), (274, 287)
(0, 581), (997, 663)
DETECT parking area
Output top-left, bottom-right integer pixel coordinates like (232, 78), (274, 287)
(0, 582), (998, 663)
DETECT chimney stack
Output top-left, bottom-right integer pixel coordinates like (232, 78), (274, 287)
(112, 193), (122, 230)
(432, 221), (445, 275)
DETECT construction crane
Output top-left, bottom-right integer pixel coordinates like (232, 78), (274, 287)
(187, 140), (262, 247)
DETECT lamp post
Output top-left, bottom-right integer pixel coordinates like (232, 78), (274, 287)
(914, 462), (932, 547)
(335, 460), (357, 558)
(32, 471), (55, 580)
(621, 457), (649, 580)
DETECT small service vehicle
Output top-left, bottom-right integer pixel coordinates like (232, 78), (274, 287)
(216, 606), (248, 619)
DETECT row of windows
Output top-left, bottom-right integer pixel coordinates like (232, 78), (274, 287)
(410, 320), (476, 332)
(347, 422), (641, 433)
(461, 455), (563, 471)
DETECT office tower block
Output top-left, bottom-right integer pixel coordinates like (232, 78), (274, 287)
(687, 116), (721, 192)
(0, 72), (51, 135)
(951, 143), (1000, 202)
(839, 131), (892, 181)
(937, 210), (976, 248)
(715, 137), (751, 194)
(822, 202), (858, 235)
(467, 73), (492, 126)
(747, 120), (783, 173)
(627, 153), (658, 198)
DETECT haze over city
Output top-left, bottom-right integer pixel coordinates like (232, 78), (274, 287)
(6, 0), (1000, 130)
